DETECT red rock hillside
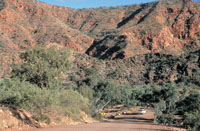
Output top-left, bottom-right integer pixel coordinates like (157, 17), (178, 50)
(0, 0), (200, 60)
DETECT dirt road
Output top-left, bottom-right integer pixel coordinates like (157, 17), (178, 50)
(33, 109), (185, 131)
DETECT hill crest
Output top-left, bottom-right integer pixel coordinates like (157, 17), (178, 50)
(0, 0), (199, 60)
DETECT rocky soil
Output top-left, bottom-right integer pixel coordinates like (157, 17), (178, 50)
(0, 105), (95, 130)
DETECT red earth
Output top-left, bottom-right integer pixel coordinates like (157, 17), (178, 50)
(30, 108), (186, 131)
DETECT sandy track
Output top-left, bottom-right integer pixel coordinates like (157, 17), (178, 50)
(32, 109), (185, 131)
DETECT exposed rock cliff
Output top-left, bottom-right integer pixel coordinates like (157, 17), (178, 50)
(0, 0), (199, 60)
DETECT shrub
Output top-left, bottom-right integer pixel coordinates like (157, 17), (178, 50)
(132, 83), (192, 126)
(184, 110), (200, 131)
(0, 78), (50, 112)
(76, 76), (130, 112)
(77, 83), (93, 100)
(116, 85), (133, 107)
(178, 90), (200, 130)
(11, 46), (70, 88)
(131, 84), (163, 107)
(108, 68), (124, 79)
(92, 81), (121, 109)
(178, 90), (200, 115)
(0, 79), (89, 120)
(58, 89), (89, 120)
(76, 67), (122, 112)
(154, 101), (176, 125)
(155, 113), (175, 125)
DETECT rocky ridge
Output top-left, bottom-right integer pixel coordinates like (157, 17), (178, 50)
(0, 0), (200, 83)
(0, 0), (199, 59)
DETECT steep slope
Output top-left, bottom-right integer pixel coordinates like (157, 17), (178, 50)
(82, 0), (200, 59)
(0, 0), (200, 60)
(0, 0), (200, 79)
(0, 0), (93, 53)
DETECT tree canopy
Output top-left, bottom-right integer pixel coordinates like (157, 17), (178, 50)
(11, 46), (70, 88)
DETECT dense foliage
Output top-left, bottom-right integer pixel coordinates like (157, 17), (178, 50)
(0, 46), (89, 123)
(74, 65), (200, 130)
(131, 83), (200, 130)
(75, 67), (124, 113)
(0, 46), (200, 130)
(0, 79), (88, 116)
(11, 46), (70, 88)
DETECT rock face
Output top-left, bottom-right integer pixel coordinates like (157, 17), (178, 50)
(0, 0), (94, 53)
(0, 0), (200, 60)
(84, 0), (200, 59)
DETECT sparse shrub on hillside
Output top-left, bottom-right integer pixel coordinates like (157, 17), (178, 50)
(180, 75), (200, 87)
(11, 46), (70, 88)
(107, 68), (125, 79)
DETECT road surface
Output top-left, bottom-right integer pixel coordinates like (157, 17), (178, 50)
(33, 109), (184, 131)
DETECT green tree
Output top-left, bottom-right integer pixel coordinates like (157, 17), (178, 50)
(11, 46), (70, 88)
(184, 110), (200, 131)
(92, 81), (120, 111)
(179, 90), (200, 114)
(179, 90), (200, 130)
(76, 67), (128, 112)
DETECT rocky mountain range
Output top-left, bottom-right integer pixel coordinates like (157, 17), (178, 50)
(0, 0), (200, 84)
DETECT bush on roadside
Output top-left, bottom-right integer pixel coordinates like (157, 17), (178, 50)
(0, 78), (89, 121)
(183, 110), (200, 131)
(179, 90), (200, 130)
